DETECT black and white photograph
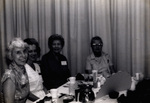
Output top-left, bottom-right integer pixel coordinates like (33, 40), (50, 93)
(0, 0), (150, 103)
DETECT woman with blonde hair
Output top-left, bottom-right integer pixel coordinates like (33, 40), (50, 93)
(1, 37), (30, 103)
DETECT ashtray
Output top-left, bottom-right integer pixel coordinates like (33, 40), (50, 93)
(63, 95), (74, 103)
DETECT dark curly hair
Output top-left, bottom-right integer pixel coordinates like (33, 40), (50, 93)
(48, 34), (65, 50)
(24, 38), (41, 58)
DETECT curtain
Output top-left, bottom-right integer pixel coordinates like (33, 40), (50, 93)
(0, 0), (150, 77)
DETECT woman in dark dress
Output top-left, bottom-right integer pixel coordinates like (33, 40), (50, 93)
(41, 34), (71, 90)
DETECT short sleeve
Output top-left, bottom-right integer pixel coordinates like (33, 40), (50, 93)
(1, 70), (15, 85)
(105, 54), (113, 66)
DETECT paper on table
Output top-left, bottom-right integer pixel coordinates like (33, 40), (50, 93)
(57, 82), (70, 95)
(96, 71), (131, 99)
(94, 95), (117, 103)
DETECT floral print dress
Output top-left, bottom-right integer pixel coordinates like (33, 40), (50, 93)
(1, 63), (30, 103)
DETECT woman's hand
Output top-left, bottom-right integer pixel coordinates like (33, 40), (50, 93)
(102, 71), (111, 78)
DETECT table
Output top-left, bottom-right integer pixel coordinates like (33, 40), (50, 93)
(94, 90), (127, 103)
(34, 71), (132, 103)
(34, 83), (127, 103)
(58, 82), (127, 103)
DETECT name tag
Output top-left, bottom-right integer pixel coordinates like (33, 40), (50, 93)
(61, 61), (67, 65)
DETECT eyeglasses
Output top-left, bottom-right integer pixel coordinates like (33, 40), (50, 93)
(92, 43), (103, 46)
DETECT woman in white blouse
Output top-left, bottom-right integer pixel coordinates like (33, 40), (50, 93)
(24, 38), (47, 103)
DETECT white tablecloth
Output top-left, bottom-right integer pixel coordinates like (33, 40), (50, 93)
(34, 71), (132, 103)
(57, 82), (117, 103)
(34, 81), (127, 103)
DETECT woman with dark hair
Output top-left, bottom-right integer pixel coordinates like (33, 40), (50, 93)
(41, 34), (70, 90)
(24, 38), (41, 65)
(24, 38), (47, 103)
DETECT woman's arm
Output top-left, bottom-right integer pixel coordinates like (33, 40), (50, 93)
(85, 57), (92, 74)
(3, 79), (15, 103)
(43, 86), (49, 94)
(109, 65), (116, 74)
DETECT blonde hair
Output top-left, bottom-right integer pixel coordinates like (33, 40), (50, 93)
(6, 37), (28, 61)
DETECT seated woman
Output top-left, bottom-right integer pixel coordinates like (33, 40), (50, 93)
(85, 36), (115, 78)
(41, 34), (71, 90)
(1, 38), (30, 103)
(24, 38), (47, 103)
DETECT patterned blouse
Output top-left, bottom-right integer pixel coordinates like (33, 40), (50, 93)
(86, 52), (113, 74)
(1, 63), (30, 103)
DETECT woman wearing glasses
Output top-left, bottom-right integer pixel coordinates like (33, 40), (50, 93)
(85, 36), (115, 79)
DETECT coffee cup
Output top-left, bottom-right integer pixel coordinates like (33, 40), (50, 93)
(135, 73), (144, 81)
(68, 77), (76, 84)
(92, 70), (98, 77)
(50, 89), (58, 99)
(135, 73), (140, 80)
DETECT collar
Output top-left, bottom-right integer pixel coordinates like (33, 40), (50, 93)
(90, 51), (105, 59)
(9, 62), (26, 74)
